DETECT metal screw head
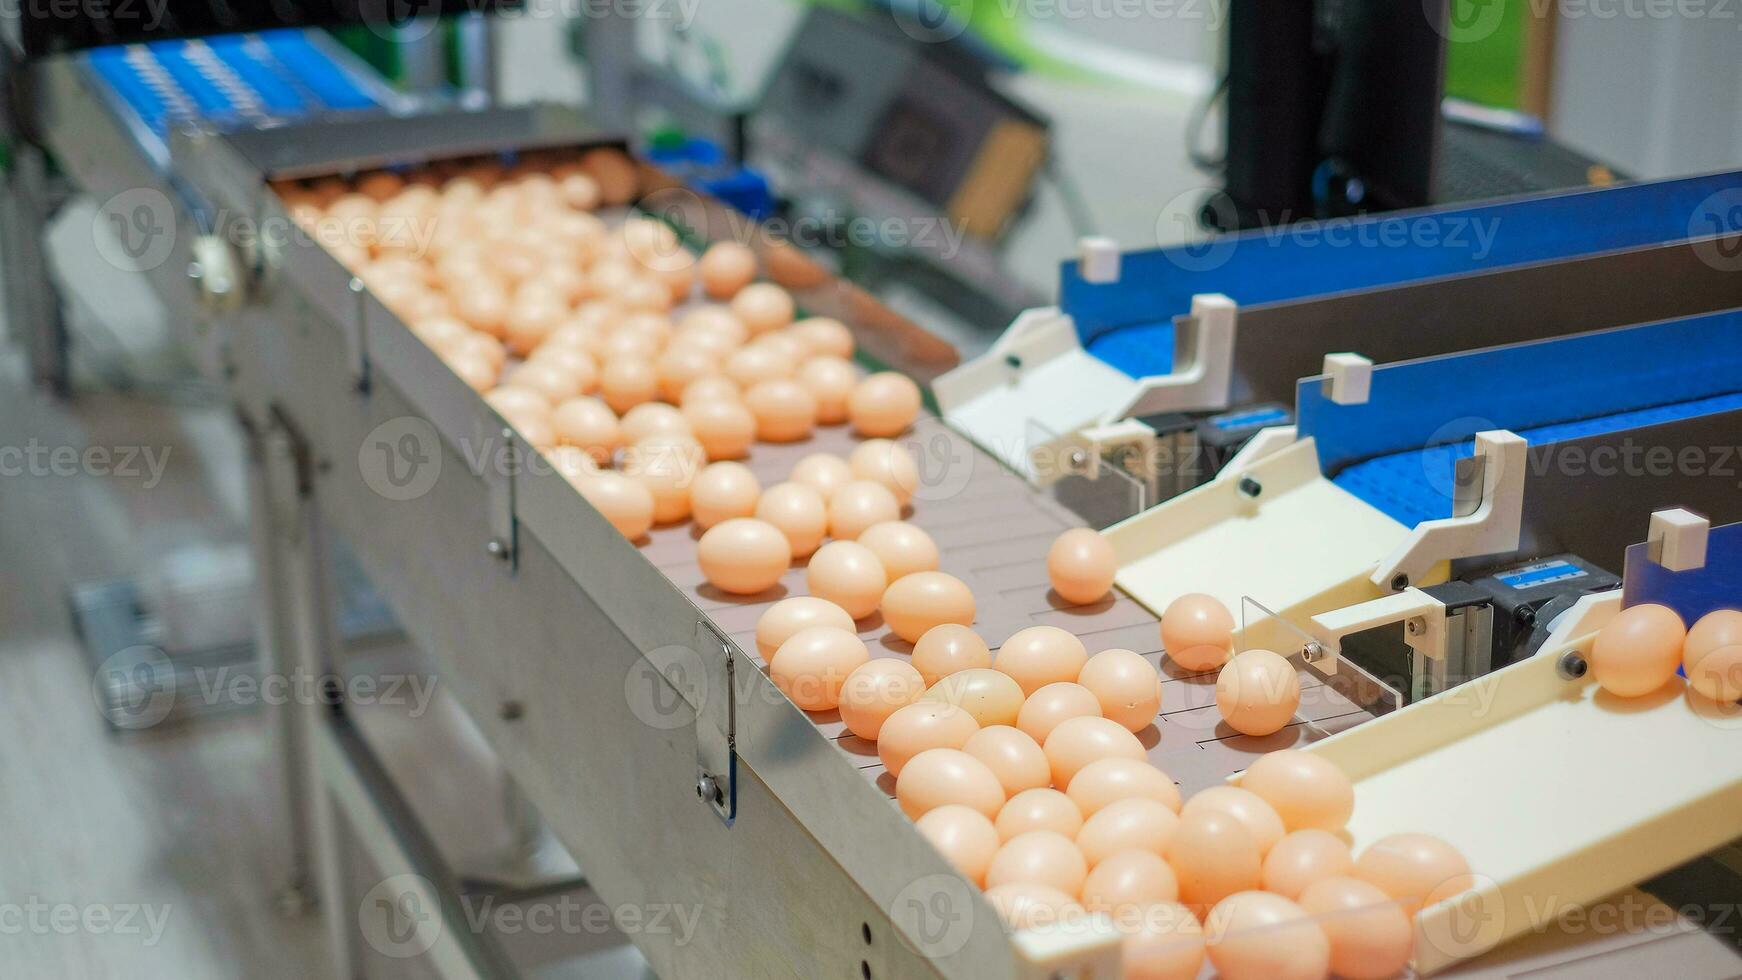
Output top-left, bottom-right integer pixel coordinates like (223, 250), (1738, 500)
(1390, 573), (1410, 591)
(1557, 651), (1589, 680)
(1302, 642), (1325, 663)
(1237, 476), (1263, 498)
(1406, 617), (1426, 636)
(486, 537), (509, 559)
(696, 773), (722, 805)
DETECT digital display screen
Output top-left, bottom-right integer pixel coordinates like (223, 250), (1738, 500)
(20, 1), (520, 57)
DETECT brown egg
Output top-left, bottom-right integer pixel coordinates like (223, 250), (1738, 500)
(922, 668), (1024, 727)
(768, 625), (868, 711)
(857, 521), (940, 582)
(412, 314), (472, 353)
(1082, 850), (1180, 916)
(698, 241), (757, 299)
(756, 596), (857, 659)
(1215, 650), (1301, 737)
(914, 805), (1001, 887)
(1166, 811), (1263, 913)
(678, 304), (750, 346)
(849, 439), (921, 505)
(680, 375), (740, 408)
(1262, 830), (1355, 901)
(789, 453), (854, 498)
(744, 379), (817, 442)
(453, 280), (510, 337)
(912, 624), (993, 686)
(486, 385), (554, 422)
(1067, 758), (1182, 818)
(508, 361), (583, 405)
(791, 316), (855, 359)
(897, 748), (1006, 820)
(962, 726), (1051, 796)
(828, 480), (901, 540)
(1203, 891), (1331, 980)
(996, 788), (1084, 841)
(527, 346), (597, 393)
(616, 276), (674, 314)
(1182, 787), (1286, 856)
(797, 355), (858, 425)
(619, 402), (691, 445)
(838, 659), (926, 740)
(1161, 593), (1235, 672)
(697, 517), (791, 594)
(881, 571), (976, 643)
(1076, 648), (1162, 732)
(1016, 682), (1103, 744)
(753, 482), (829, 558)
(600, 327), (660, 363)
(623, 436), (703, 525)
(1685, 608), (1742, 703)
(551, 396), (623, 464)
(557, 171), (601, 211)
(1047, 527), (1119, 605)
(724, 344), (798, 389)
(656, 345), (718, 402)
(1121, 902), (1206, 980)
(575, 472), (654, 540)
(1297, 877), (1415, 980)
(984, 883), (1084, 933)
(1240, 750), (1355, 833)
(504, 298), (568, 356)
(445, 351), (498, 391)
(684, 398), (756, 461)
(1592, 602), (1688, 698)
(749, 331), (806, 365)
(578, 147), (639, 205)
(805, 540), (888, 619)
(1076, 797), (1181, 867)
(996, 626), (1090, 697)
(505, 413), (557, 450)
(1043, 716), (1145, 789)
(986, 831), (1089, 897)
(600, 358), (659, 414)
(730, 282), (796, 335)
(877, 702), (980, 777)
(690, 461), (761, 530)
(848, 371), (922, 437)
(1353, 833), (1472, 916)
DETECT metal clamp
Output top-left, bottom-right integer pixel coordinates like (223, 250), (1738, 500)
(693, 619), (737, 824)
(476, 418), (517, 569)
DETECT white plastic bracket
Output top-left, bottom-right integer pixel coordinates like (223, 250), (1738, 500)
(1115, 293), (1238, 419)
(1373, 431), (1527, 590)
(1224, 425), (1298, 474)
(1310, 587), (1448, 672)
(1077, 236), (1122, 284)
(1322, 352), (1373, 405)
(1647, 508), (1710, 572)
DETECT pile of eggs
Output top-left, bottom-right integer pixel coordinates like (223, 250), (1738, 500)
(275, 149), (923, 548)
(1589, 602), (1742, 704)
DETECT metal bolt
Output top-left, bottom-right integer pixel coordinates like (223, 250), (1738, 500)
(1557, 651), (1589, 681)
(1406, 617), (1425, 636)
(486, 538), (510, 559)
(499, 700), (524, 722)
(1004, 353), (1022, 370)
(696, 773), (722, 805)
(1390, 573), (1409, 591)
(1302, 642), (1325, 663)
(1237, 476), (1263, 498)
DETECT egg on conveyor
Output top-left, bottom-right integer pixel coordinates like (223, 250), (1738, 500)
(911, 624), (992, 686)
(797, 356), (858, 425)
(1046, 527), (1118, 605)
(913, 805), (1000, 887)
(895, 747), (1005, 820)
(1015, 681), (1102, 744)
(755, 596), (857, 659)
(689, 461), (761, 530)
(875, 701), (979, 777)
(789, 452), (854, 498)
(767, 625), (869, 711)
(827, 480), (901, 541)
(696, 517), (791, 595)
(961, 725), (1050, 797)
(880, 571), (975, 643)
(920, 668), (1023, 728)
(838, 659), (926, 740)
(805, 541), (888, 620)
(744, 379), (817, 443)
(848, 439), (920, 505)
(698, 242), (757, 299)
(1076, 797), (1179, 866)
(1066, 758), (1181, 818)
(754, 482), (829, 559)
(995, 788), (1083, 842)
(1203, 891), (1331, 980)
(857, 521), (940, 582)
(995, 626), (1089, 698)
(1075, 648), (1161, 732)
(847, 371), (922, 438)
(1214, 649), (1300, 737)
(1160, 593), (1235, 672)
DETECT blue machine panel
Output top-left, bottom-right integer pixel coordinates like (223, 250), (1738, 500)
(1623, 522), (1742, 626)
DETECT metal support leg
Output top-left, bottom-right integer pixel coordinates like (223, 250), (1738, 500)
(1, 143), (71, 397)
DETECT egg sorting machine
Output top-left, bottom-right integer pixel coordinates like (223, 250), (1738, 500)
(9, 26), (1742, 980)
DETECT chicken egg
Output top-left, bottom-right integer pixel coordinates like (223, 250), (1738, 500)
(551, 396), (623, 464)
(730, 283), (795, 335)
(1239, 750), (1354, 832)
(838, 658), (926, 740)
(1685, 608), (1742, 703)
(412, 314), (473, 352)
(922, 668), (1024, 727)
(768, 625), (868, 711)
(1215, 650), (1301, 737)
(756, 596), (857, 659)
(1353, 833), (1472, 916)
(1016, 682), (1103, 744)
(790, 317), (855, 359)
(753, 482), (829, 558)
(507, 361), (583, 405)
(996, 788), (1084, 841)
(996, 626), (1090, 697)
(486, 385), (554, 422)
(556, 171), (600, 211)
(1046, 527), (1118, 605)
(1121, 902), (1205, 980)
(543, 445), (599, 485)
(528, 346), (597, 393)
(1297, 877), (1415, 980)
(805, 540), (888, 620)
(577, 147), (639, 205)
(698, 242), (757, 299)
(857, 521), (940, 582)
(789, 453), (854, 498)
(689, 462), (762, 530)
(1082, 850), (1179, 916)
(574, 472), (654, 540)
(986, 831), (1089, 897)
(1160, 593), (1235, 672)
(984, 883), (1084, 934)
(453, 280), (511, 337)
(1076, 648), (1162, 732)
(504, 299), (568, 357)
(962, 726), (1051, 796)
(599, 358), (659, 414)
(881, 571), (976, 643)
(724, 344), (797, 389)
(624, 435), (702, 525)
(914, 805), (1001, 887)
(1066, 758), (1181, 818)
(697, 517), (791, 594)
(744, 379), (817, 442)
(680, 375), (741, 408)
(897, 748), (1006, 820)
(1076, 797), (1181, 867)
(877, 702), (980, 777)
(1592, 602), (1688, 698)
(445, 351), (498, 391)
(751, 332), (806, 364)
(656, 345), (718, 402)
(912, 624), (993, 686)
(1181, 787), (1286, 856)
(679, 304), (750, 345)
(1043, 716), (1146, 789)
(847, 371), (922, 438)
(683, 398), (756, 461)
(797, 356), (858, 425)
(849, 439), (921, 505)
(600, 327), (661, 364)
(828, 480), (902, 540)
(1165, 811), (1263, 912)
(1203, 891), (1331, 980)
(619, 403), (690, 445)
(1261, 830), (1355, 901)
